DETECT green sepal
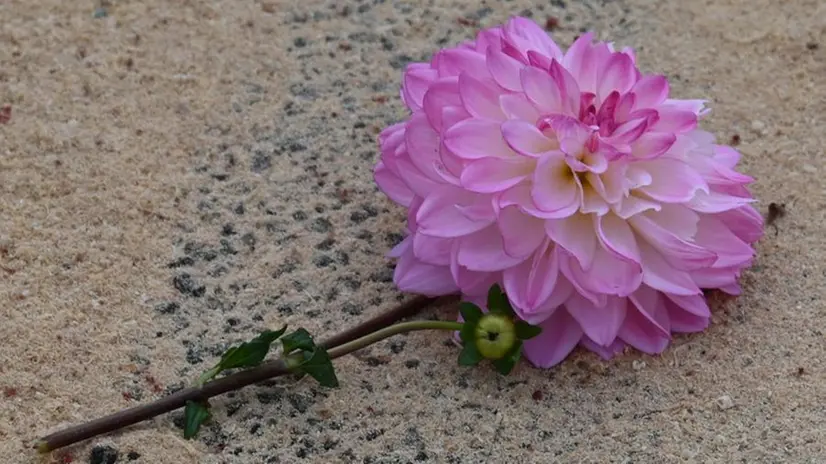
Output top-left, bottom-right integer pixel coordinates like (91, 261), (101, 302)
(183, 400), (211, 439)
(486, 284), (514, 316)
(514, 321), (542, 340)
(458, 343), (482, 366)
(459, 302), (484, 325)
(491, 342), (523, 376)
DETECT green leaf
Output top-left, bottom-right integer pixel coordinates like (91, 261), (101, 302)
(217, 326), (288, 372)
(491, 343), (523, 376)
(298, 347), (339, 387)
(458, 343), (482, 366)
(486, 284), (514, 316)
(280, 328), (315, 355)
(183, 400), (211, 439)
(459, 302), (483, 325)
(514, 321), (542, 340)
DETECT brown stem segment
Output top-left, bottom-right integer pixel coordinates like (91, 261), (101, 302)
(35, 294), (456, 453)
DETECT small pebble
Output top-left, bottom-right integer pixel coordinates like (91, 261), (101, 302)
(750, 120), (766, 135)
(632, 360), (646, 370)
(716, 395), (734, 410)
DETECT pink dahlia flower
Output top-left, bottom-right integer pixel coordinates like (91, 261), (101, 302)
(374, 17), (764, 368)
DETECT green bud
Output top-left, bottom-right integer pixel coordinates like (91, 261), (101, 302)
(473, 313), (517, 360)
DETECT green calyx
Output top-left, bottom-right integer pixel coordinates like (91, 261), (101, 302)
(456, 284), (543, 375)
(474, 314), (516, 360)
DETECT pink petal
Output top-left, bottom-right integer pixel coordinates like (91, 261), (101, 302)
(562, 32), (601, 93)
(527, 50), (553, 70)
(630, 214), (718, 271)
(435, 48), (490, 78)
(614, 92), (636, 123)
(716, 205), (764, 244)
(588, 163), (626, 204)
(412, 232), (454, 266)
(503, 240), (559, 313)
(404, 112), (443, 181)
(512, 269), (575, 324)
(577, 246), (643, 296)
(502, 120), (557, 156)
(667, 304), (710, 333)
(422, 78), (462, 130)
(497, 206), (546, 259)
(713, 144), (741, 168)
(374, 162), (415, 207)
(631, 132), (676, 159)
(503, 16), (564, 61)
(650, 108), (698, 133)
(545, 213), (597, 269)
(606, 116), (648, 145)
(520, 66), (564, 113)
(581, 184), (610, 215)
(597, 52), (636, 101)
(687, 190), (755, 213)
(523, 308), (583, 368)
(558, 253), (607, 306)
(637, 158), (708, 203)
(693, 215), (755, 268)
(662, 98), (708, 116)
(416, 190), (493, 238)
(612, 195), (662, 219)
(486, 48), (524, 91)
(580, 338), (627, 360)
(450, 244), (501, 296)
(596, 213), (641, 264)
(566, 293), (628, 347)
(618, 302), (671, 354)
(394, 157), (440, 198)
(690, 266), (741, 289)
(665, 293), (710, 317)
(499, 94), (541, 122)
(638, 241), (701, 295)
(458, 73), (506, 120)
(531, 153), (580, 216)
(549, 60), (582, 117)
(393, 242), (459, 296)
(474, 26), (504, 53)
(456, 225), (527, 271)
(460, 157), (532, 193)
(443, 119), (517, 160)
(630, 75), (669, 110)
(402, 65), (439, 111)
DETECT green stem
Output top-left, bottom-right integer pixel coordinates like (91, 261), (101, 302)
(328, 320), (464, 359)
(35, 318), (463, 453)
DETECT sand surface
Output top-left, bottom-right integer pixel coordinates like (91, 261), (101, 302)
(1, 0), (825, 463)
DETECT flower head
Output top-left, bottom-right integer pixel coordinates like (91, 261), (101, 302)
(375, 17), (764, 367)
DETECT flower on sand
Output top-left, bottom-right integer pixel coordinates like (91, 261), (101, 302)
(374, 17), (764, 367)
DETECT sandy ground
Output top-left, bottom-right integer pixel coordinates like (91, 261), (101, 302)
(1, 0), (825, 463)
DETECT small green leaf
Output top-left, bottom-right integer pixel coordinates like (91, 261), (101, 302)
(298, 347), (339, 387)
(514, 321), (542, 340)
(459, 302), (483, 325)
(196, 365), (223, 386)
(491, 343), (523, 376)
(183, 400), (211, 439)
(458, 343), (482, 366)
(280, 328), (315, 355)
(217, 326), (288, 372)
